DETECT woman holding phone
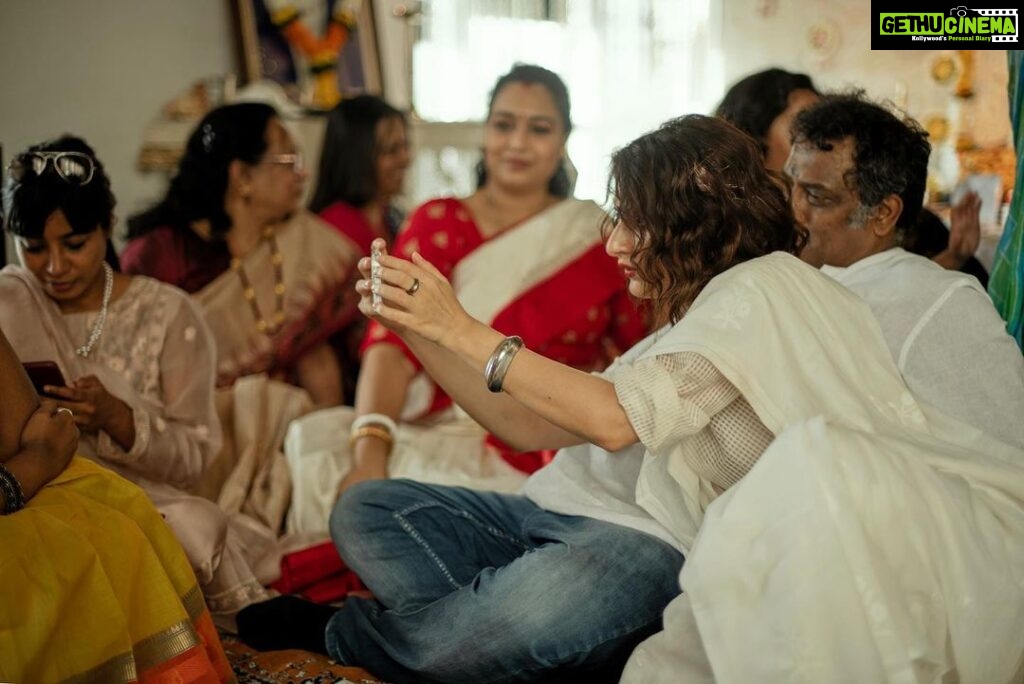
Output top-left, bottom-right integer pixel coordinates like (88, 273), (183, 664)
(0, 135), (270, 621)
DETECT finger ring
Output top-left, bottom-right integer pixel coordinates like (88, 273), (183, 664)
(56, 407), (74, 417)
(405, 278), (421, 296)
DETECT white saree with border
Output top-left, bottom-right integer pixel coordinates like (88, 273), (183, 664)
(620, 253), (1024, 683)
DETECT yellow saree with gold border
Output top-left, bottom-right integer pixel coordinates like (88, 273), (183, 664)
(0, 458), (234, 683)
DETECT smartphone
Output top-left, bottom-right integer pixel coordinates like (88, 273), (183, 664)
(22, 361), (67, 399)
(370, 242), (383, 312)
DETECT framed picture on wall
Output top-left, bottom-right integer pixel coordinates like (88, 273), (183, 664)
(229, 0), (383, 110)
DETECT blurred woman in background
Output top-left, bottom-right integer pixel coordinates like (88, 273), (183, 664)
(310, 94), (411, 400)
(123, 102), (360, 406)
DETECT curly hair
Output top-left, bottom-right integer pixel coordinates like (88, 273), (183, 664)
(715, 68), (819, 158)
(608, 115), (805, 326)
(790, 91), (931, 232)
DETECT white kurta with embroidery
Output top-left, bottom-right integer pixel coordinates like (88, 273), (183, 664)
(0, 268), (270, 615)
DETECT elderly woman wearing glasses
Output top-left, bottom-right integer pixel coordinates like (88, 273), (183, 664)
(0, 134), (272, 622)
(122, 102), (362, 408)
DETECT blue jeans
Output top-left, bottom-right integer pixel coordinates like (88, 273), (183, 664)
(326, 479), (684, 684)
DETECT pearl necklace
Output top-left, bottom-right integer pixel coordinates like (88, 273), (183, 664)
(232, 228), (286, 335)
(76, 262), (114, 357)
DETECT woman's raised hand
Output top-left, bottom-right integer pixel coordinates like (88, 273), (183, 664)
(356, 239), (472, 346)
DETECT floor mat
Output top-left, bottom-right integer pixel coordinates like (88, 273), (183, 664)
(221, 633), (385, 683)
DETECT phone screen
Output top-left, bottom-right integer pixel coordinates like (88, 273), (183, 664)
(371, 243), (383, 312)
(22, 361), (67, 399)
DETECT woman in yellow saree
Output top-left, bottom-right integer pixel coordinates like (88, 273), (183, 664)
(0, 330), (232, 681)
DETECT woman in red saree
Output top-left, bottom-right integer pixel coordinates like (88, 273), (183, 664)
(310, 95), (411, 401)
(285, 64), (646, 534)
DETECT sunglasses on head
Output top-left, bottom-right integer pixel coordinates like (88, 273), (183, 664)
(7, 151), (96, 186)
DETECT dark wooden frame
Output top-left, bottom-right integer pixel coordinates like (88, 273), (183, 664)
(228, 0), (384, 98)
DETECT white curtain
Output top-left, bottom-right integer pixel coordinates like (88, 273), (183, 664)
(409, 0), (722, 203)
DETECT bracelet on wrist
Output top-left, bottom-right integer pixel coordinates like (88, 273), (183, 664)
(349, 425), (395, 453)
(351, 412), (399, 439)
(484, 335), (524, 393)
(0, 462), (26, 515)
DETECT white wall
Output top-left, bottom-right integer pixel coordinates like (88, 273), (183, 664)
(373, 0), (413, 110)
(718, 0), (1011, 149)
(0, 0), (235, 228)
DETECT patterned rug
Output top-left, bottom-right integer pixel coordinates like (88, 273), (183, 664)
(221, 634), (385, 684)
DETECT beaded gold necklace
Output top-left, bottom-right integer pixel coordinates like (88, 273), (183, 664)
(232, 227), (286, 335)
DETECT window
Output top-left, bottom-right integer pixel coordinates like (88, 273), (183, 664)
(410, 0), (722, 203)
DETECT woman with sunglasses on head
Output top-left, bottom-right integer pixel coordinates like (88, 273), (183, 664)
(123, 102), (362, 407)
(309, 94), (411, 401)
(0, 135), (272, 623)
(283, 64), (646, 535)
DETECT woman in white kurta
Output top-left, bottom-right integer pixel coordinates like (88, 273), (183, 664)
(1, 135), (269, 618)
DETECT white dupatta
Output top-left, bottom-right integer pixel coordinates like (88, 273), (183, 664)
(622, 253), (1024, 683)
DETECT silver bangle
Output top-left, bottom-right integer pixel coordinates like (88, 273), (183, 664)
(484, 335), (524, 393)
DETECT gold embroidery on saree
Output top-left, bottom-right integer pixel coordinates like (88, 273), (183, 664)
(60, 653), (136, 684)
(181, 583), (206, 621)
(133, 620), (201, 670)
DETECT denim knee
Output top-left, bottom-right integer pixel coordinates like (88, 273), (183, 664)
(329, 479), (391, 555)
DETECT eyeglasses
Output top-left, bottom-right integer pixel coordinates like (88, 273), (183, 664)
(264, 153), (305, 174)
(7, 151), (96, 186)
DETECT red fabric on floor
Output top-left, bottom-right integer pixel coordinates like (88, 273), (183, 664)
(271, 541), (366, 603)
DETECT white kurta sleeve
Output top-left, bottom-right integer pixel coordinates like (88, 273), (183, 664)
(612, 351), (774, 492)
(97, 294), (222, 489)
(612, 351), (741, 451)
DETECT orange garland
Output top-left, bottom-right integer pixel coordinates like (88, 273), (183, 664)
(270, 3), (358, 109)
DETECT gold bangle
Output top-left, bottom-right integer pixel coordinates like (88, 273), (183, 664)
(349, 425), (395, 450)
